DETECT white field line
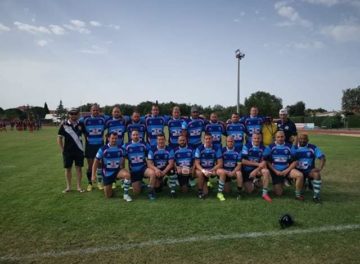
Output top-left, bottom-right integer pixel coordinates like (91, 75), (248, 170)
(1, 224), (359, 261)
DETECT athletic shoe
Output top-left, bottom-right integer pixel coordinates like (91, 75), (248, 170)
(170, 191), (177, 198)
(148, 193), (156, 201)
(97, 182), (104, 191)
(123, 194), (132, 202)
(295, 195), (305, 201)
(262, 194), (272, 203)
(217, 193), (226, 202)
(86, 184), (93, 192)
(313, 197), (322, 204)
(112, 182), (116, 189)
(198, 193), (205, 199)
(236, 194), (242, 200)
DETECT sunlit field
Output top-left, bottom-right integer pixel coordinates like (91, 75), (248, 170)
(0, 127), (359, 263)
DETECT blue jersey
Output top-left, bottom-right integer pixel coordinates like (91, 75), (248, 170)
(148, 146), (174, 170)
(185, 118), (207, 148)
(226, 122), (246, 149)
(174, 146), (194, 168)
(205, 122), (225, 149)
(265, 143), (296, 171)
(80, 115), (107, 145)
(241, 115), (264, 138)
(95, 144), (124, 177)
(167, 118), (187, 148)
(195, 145), (222, 169)
(222, 147), (242, 171)
(145, 115), (167, 147)
(127, 121), (146, 143)
(241, 143), (266, 172)
(294, 144), (325, 173)
(105, 116), (129, 146)
(123, 141), (148, 172)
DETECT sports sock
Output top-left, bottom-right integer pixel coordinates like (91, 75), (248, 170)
(123, 179), (130, 195)
(96, 168), (102, 183)
(312, 179), (322, 198)
(218, 179), (225, 193)
(295, 190), (301, 197)
(169, 174), (177, 192)
(262, 187), (268, 196)
(86, 170), (92, 184)
(198, 188), (203, 196)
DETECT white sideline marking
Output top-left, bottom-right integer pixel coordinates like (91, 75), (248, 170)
(1, 224), (359, 261)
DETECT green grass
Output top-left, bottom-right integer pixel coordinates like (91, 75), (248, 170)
(0, 128), (360, 263)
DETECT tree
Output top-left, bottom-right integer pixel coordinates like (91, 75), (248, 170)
(244, 91), (283, 117)
(305, 108), (327, 116)
(342, 86), (360, 113)
(287, 101), (306, 116)
(56, 100), (67, 120)
(44, 102), (50, 114)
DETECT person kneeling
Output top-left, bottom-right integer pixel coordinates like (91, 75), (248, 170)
(92, 133), (132, 201)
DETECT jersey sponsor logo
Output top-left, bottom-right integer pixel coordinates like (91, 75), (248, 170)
(89, 128), (102, 136)
(297, 160), (309, 170)
(273, 156), (288, 163)
(106, 160), (120, 169)
(190, 129), (201, 136)
(201, 160), (214, 167)
(156, 161), (167, 168)
(224, 161), (236, 167)
(171, 129), (182, 136)
(130, 156), (144, 164)
(151, 128), (163, 135)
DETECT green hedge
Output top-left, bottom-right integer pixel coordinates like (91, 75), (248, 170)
(290, 115), (360, 128)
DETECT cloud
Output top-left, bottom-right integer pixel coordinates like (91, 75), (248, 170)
(274, 2), (312, 28)
(90, 21), (102, 27)
(107, 24), (120, 30)
(322, 22), (360, 42)
(303, 0), (339, 6)
(80, 45), (107, 54)
(36, 39), (50, 47)
(49, 25), (66, 35)
(14, 21), (51, 34)
(63, 19), (90, 34)
(287, 40), (325, 49)
(0, 23), (10, 32)
(71, 19), (86, 28)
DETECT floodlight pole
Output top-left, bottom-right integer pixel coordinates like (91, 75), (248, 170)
(235, 49), (245, 114)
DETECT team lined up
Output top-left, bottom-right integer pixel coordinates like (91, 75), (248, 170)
(57, 103), (326, 203)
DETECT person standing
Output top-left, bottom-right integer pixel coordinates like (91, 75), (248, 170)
(57, 108), (84, 193)
(79, 104), (107, 192)
(276, 109), (297, 144)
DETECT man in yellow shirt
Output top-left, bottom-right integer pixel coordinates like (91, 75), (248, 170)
(262, 116), (277, 146)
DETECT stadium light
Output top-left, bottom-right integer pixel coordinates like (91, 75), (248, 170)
(235, 49), (245, 114)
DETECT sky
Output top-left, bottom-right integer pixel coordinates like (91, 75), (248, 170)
(0, 0), (359, 111)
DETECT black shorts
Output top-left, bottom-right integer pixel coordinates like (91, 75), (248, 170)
(130, 168), (146, 183)
(85, 144), (102, 159)
(63, 152), (84, 168)
(103, 172), (118, 186)
(300, 170), (311, 178)
(177, 174), (190, 186)
(270, 170), (287, 185)
(241, 169), (255, 183)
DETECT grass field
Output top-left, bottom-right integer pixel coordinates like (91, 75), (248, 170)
(0, 127), (360, 263)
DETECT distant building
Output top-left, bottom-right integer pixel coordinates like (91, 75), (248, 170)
(314, 111), (339, 117)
